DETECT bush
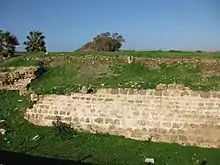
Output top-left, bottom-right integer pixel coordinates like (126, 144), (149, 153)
(52, 116), (78, 140)
(169, 50), (183, 53)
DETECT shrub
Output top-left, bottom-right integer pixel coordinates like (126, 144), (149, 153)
(52, 116), (78, 140)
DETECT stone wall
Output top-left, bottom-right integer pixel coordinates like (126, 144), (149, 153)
(25, 84), (220, 148)
(0, 66), (38, 94)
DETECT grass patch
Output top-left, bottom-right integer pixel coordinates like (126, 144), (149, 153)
(13, 50), (220, 59)
(30, 60), (219, 94)
(0, 56), (42, 67)
(1, 90), (220, 165)
(2, 52), (220, 94)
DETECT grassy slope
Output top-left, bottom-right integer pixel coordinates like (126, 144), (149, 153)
(1, 51), (220, 94)
(30, 56), (220, 94)
(14, 50), (220, 59)
(31, 62), (207, 94)
(1, 90), (220, 165)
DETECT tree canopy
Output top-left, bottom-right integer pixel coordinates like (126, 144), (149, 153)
(0, 30), (19, 58)
(79, 32), (125, 52)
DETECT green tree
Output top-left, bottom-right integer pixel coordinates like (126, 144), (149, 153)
(0, 30), (19, 58)
(79, 32), (125, 52)
(23, 31), (47, 52)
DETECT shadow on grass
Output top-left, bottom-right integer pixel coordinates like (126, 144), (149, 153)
(0, 151), (94, 165)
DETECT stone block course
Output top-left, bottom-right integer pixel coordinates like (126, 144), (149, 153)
(25, 84), (220, 148)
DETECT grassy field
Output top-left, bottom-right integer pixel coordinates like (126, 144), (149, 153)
(1, 90), (220, 165)
(14, 50), (220, 59)
(1, 51), (220, 94)
(1, 51), (220, 164)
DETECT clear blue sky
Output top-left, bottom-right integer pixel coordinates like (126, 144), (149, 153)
(1, 0), (219, 52)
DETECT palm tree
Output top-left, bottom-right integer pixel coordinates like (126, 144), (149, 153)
(23, 31), (47, 52)
(0, 30), (19, 58)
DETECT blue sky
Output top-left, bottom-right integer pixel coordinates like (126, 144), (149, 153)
(1, 0), (219, 51)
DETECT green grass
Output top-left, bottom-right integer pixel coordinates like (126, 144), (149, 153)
(13, 50), (220, 59)
(0, 56), (43, 67)
(1, 90), (220, 165)
(1, 51), (220, 94)
(30, 60), (220, 94)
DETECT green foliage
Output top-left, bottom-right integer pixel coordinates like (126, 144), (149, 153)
(23, 31), (47, 52)
(79, 32), (125, 52)
(52, 116), (78, 140)
(0, 30), (19, 58)
(169, 50), (183, 53)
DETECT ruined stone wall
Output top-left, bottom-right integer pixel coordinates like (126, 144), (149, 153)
(0, 66), (38, 94)
(25, 84), (220, 148)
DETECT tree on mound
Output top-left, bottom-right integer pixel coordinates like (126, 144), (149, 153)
(0, 30), (19, 58)
(23, 31), (47, 52)
(79, 32), (125, 52)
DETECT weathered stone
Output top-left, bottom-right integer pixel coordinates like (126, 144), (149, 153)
(212, 92), (220, 98)
(108, 125), (116, 130)
(133, 111), (140, 116)
(200, 92), (211, 98)
(119, 89), (128, 95)
(137, 120), (145, 126)
(156, 84), (167, 91)
(154, 91), (162, 96)
(163, 91), (169, 96)
(30, 93), (39, 102)
(131, 129), (143, 138)
(94, 118), (103, 124)
(127, 56), (134, 64)
(168, 84), (177, 90)
(190, 91), (200, 97)
(137, 90), (146, 95)
(105, 98), (113, 102)
(177, 84), (186, 90)
(180, 91), (189, 96)
(85, 118), (90, 123)
(162, 122), (171, 128)
(170, 135), (178, 142)
(72, 96), (79, 100)
(0, 66), (38, 94)
(97, 98), (103, 101)
(135, 100), (142, 103)
(178, 135), (187, 142)
(90, 109), (95, 113)
(128, 88), (135, 95)
(157, 128), (167, 134)
(43, 110), (48, 114)
(64, 117), (72, 122)
(80, 86), (88, 94)
(172, 123), (182, 129)
(110, 89), (119, 94)
(60, 111), (66, 115)
(128, 100), (134, 103)
(144, 158), (155, 164)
